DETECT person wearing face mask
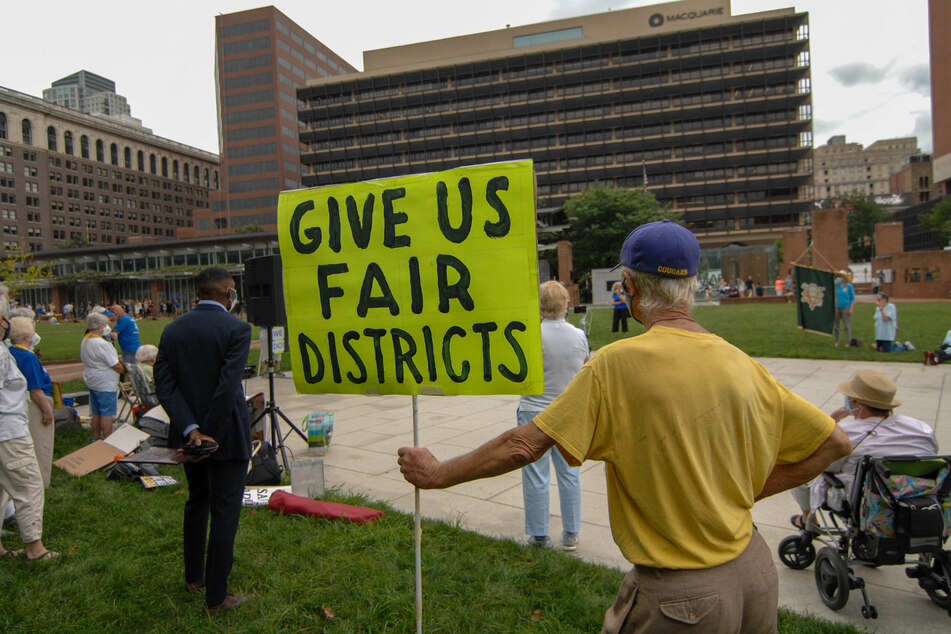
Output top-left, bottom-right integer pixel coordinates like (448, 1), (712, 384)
(398, 220), (851, 632)
(0, 293), (58, 561)
(80, 312), (127, 441)
(789, 369), (935, 531)
(833, 269), (856, 347)
(154, 267), (253, 615)
(5, 317), (54, 488)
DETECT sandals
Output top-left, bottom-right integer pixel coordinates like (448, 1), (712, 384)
(0, 548), (24, 558)
(25, 551), (59, 562)
(790, 514), (807, 530)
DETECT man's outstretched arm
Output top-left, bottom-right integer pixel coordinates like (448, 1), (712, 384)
(398, 422), (556, 489)
(756, 425), (852, 501)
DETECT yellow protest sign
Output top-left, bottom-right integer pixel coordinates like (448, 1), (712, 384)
(277, 160), (543, 396)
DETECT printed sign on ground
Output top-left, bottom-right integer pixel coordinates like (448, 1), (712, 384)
(277, 160), (543, 396)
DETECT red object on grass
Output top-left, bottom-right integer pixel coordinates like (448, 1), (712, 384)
(267, 490), (385, 524)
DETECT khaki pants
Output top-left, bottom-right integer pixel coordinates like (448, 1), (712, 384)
(0, 434), (45, 543)
(28, 396), (54, 488)
(602, 530), (777, 633)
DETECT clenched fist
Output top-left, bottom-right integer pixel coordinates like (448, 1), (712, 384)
(397, 446), (444, 489)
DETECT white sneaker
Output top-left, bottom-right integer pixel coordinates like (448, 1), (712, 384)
(905, 341), (916, 351)
(562, 531), (580, 551)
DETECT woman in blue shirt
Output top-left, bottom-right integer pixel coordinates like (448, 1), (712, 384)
(610, 281), (630, 340)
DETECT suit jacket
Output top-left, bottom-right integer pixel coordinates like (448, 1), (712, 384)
(154, 303), (252, 461)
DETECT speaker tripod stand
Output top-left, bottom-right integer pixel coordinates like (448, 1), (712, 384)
(254, 325), (306, 474)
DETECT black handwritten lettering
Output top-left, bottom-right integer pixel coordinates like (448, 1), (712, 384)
(363, 328), (387, 383)
(484, 176), (511, 238)
(436, 254), (474, 313)
(422, 325), (437, 382)
(472, 322), (498, 381)
(391, 328), (423, 384)
(317, 263), (348, 319)
(409, 257), (423, 314)
(342, 331), (367, 383)
(358, 262), (399, 317)
(382, 188), (410, 248)
(327, 196), (341, 253)
(298, 333), (324, 383)
(442, 325), (469, 383)
(327, 332), (342, 383)
(347, 193), (374, 248)
(290, 200), (320, 254)
(436, 178), (473, 243)
(498, 321), (528, 382)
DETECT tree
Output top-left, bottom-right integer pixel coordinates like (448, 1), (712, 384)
(564, 186), (674, 276)
(55, 235), (91, 249)
(843, 196), (890, 262)
(920, 196), (951, 247)
(0, 250), (53, 299)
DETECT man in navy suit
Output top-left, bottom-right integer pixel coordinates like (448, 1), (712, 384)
(154, 267), (253, 614)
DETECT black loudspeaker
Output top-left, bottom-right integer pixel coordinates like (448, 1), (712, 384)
(244, 255), (286, 328)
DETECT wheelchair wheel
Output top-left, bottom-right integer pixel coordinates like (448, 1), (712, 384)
(815, 547), (850, 610)
(922, 551), (951, 609)
(779, 535), (816, 570)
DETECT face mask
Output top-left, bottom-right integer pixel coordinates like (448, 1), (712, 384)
(835, 277), (842, 284)
(102, 325), (112, 337)
(30, 333), (41, 349)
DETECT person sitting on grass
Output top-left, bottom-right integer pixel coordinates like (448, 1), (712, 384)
(872, 293), (915, 353)
(790, 369), (935, 531)
(923, 329), (951, 366)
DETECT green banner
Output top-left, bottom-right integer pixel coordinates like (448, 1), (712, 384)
(794, 265), (835, 335)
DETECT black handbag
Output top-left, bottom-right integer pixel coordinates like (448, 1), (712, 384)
(246, 440), (283, 486)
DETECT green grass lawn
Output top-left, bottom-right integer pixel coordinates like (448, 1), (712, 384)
(572, 300), (950, 362)
(0, 429), (865, 633)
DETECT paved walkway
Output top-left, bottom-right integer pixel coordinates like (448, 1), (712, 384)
(89, 356), (951, 631)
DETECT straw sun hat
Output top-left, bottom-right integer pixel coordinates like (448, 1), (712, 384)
(837, 369), (901, 410)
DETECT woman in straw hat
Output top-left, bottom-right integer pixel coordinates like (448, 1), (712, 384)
(790, 369), (937, 530)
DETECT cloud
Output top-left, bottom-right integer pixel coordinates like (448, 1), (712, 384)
(812, 118), (842, 140)
(829, 62), (890, 87)
(899, 63), (931, 97)
(909, 111), (932, 152)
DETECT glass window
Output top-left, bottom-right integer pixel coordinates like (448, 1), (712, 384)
(0, 113), (6, 140)
(137, 150), (145, 171)
(110, 143), (118, 166)
(513, 27), (583, 48)
(221, 36), (270, 56)
(21, 119), (32, 145)
(221, 54), (272, 73)
(124, 147), (132, 169)
(96, 139), (104, 162)
(64, 131), (73, 155)
(47, 126), (57, 151)
(219, 18), (270, 39)
(81, 135), (89, 159)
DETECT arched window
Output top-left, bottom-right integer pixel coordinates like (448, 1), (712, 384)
(149, 153), (156, 174)
(214, 170), (219, 190)
(64, 131), (74, 155)
(161, 157), (168, 178)
(22, 119), (32, 146)
(47, 126), (57, 152)
(194, 165), (200, 183)
(173, 159), (179, 180)
(137, 150), (145, 171)
(204, 168), (209, 187)
(183, 162), (190, 182)
(0, 113), (6, 140)
(110, 143), (118, 166)
(124, 147), (132, 169)
(96, 139), (104, 162)
(81, 135), (89, 159)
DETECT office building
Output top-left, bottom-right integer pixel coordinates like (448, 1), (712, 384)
(298, 0), (814, 248)
(42, 70), (143, 128)
(0, 85), (218, 252)
(930, 0), (951, 194)
(813, 135), (919, 199)
(192, 6), (356, 236)
(889, 154), (934, 204)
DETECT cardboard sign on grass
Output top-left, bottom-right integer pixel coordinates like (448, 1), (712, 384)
(277, 160), (543, 396)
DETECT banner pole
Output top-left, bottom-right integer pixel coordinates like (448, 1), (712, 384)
(413, 394), (422, 634)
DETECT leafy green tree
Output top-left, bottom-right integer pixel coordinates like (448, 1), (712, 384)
(843, 196), (891, 261)
(0, 250), (53, 299)
(920, 196), (951, 247)
(564, 186), (674, 276)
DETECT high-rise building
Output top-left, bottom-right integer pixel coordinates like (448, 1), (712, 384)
(0, 85), (218, 252)
(813, 135), (919, 199)
(191, 6), (356, 236)
(889, 154), (934, 204)
(42, 70), (137, 123)
(929, 0), (951, 194)
(298, 0), (814, 248)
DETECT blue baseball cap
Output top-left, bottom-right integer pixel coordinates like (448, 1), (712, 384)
(612, 220), (699, 278)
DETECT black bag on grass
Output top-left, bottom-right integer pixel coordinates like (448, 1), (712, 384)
(246, 441), (282, 486)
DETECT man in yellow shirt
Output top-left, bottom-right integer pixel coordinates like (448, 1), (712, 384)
(398, 220), (852, 632)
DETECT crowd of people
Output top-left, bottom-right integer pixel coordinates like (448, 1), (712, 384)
(14, 298), (189, 324)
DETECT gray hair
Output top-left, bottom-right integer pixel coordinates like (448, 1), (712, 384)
(135, 344), (158, 364)
(0, 285), (8, 316)
(9, 306), (36, 320)
(621, 266), (698, 317)
(8, 316), (34, 345)
(86, 312), (108, 331)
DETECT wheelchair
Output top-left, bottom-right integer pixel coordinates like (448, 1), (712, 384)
(778, 455), (951, 620)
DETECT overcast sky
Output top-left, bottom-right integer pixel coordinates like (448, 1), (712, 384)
(2, 0), (933, 155)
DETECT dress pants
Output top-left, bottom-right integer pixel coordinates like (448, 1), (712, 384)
(182, 458), (248, 607)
